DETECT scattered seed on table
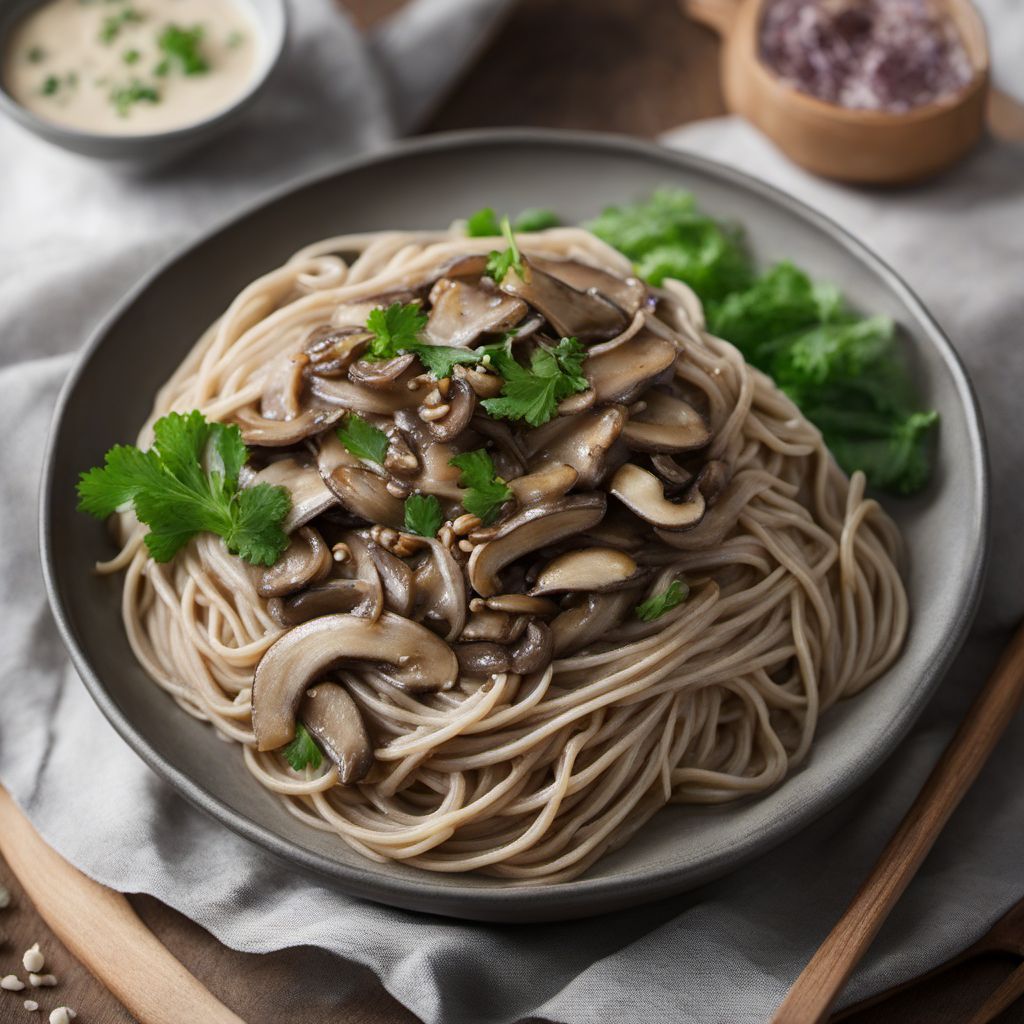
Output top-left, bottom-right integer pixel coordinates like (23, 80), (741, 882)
(29, 974), (57, 988)
(1, 974), (26, 991)
(22, 944), (45, 973)
(23, 1000), (39, 1012)
(49, 1009), (76, 1024)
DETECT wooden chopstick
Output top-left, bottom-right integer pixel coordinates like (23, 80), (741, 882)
(772, 622), (1024, 1024)
(0, 787), (246, 1024)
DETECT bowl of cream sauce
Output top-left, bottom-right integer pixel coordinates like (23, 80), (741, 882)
(0, 0), (286, 161)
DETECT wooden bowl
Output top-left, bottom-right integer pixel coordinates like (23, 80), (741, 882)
(683, 0), (990, 184)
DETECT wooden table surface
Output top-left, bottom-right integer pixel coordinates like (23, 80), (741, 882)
(3, 2), (1021, 1022)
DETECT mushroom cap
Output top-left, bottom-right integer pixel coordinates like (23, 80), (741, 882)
(609, 463), (706, 531)
(233, 405), (344, 447)
(467, 494), (607, 597)
(267, 579), (371, 628)
(523, 406), (626, 490)
(549, 589), (640, 657)
(253, 612), (459, 750)
(348, 353), (417, 389)
(507, 463), (579, 506)
(530, 547), (640, 596)
(249, 457), (338, 532)
(321, 464), (405, 529)
(425, 278), (527, 348)
(621, 391), (711, 454)
(300, 682), (373, 784)
(257, 526), (332, 599)
(583, 331), (678, 405)
(426, 375), (476, 442)
(529, 256), (647, 319)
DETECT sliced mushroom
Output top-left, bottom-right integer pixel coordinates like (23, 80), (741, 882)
(550, 589), (640, 657)
(411, 538), (466, 641)
(260, 352), (306, 420)
(321, 464), (405, 528)
(427, 375), (476, 442)
(368, 543), (414, 617)
(650, 454), (694, 490)
(307, 375), (419, 415)
(304, 326), (371, 377)
(508, 463), (579, 506)
(458, 364), (504, 399)
(253, 612), (459, 749)
(248, 457), (338, 532)
(268, 579), (371, 628)
(384, 430), (419, 477)
(348, 353), (416, 389)
(609, 463), (706, 531)
(233, 405), (344, 447)
(499, 261), (627, 341)
(530, 547), (641, 596)
(454, 642), (511, 676)
(459, 608), (528, 644)
(557, 388), (596, 415)
(257, 527), (332, 599)
(299, 682), (372, 784)
(529, 256), (647, 319)
(483, 594), (560, 617)
(336, 531), (384, 621)
(467, 494), (606, 597)
(695, 459), (731, 504)
(621, 391), (711, 453)
(508, 620), (553, 674)
(523, 406), (626, 489)
(424, 278), (527, 348)
(469, 416), (526, 479)
(584, 331), (679, 405)
(394, 408), (468, 501)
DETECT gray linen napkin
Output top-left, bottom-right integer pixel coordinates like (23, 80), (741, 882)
(2, 6), (1024, 1024)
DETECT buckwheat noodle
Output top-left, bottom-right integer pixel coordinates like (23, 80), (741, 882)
(99, 226), (907, 882)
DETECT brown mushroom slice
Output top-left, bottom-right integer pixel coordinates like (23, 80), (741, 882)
(337, 532), (384, 621)
(394, 408), (468, 501)
(499, 261), (627, 341)
(550, 589), (640, 657)
(584, 332), (679, 405)
(523, 406), (626, 489)
(252, 612), (459, 750)
(257, 527), (333, 599)
(268, 579), (371, 628)
(469, 416), (526, 479)
(529, 256), (648, 318)
(508, 464), (578, 506)
(368, 543), (415, 617)
(299, 682), (373, 784)
(307, 375), (418, 415)
(467, 494), (606, 598)
(621, 391), (711, 454)
(458, 608), (527, 644)
(260, 352), (306, 420)
(454, 642), (511, 676)
(348, 353), (417, 389)
(695, 459), (731, 504)
(411, 538), (467, 641)
(250, 457), (338, 532)
(530, 548), (640, 596)
(509, 620), (554, 674)
(609, 464), (706, 531)
(424, 278), (528, 348)
(427, 375), (476, 442)
(321, 464), (405, 528)
(484, 594), (560, 617)
(233, 405), (344, 448)
(650, 454), (694, 490)
(304, 327), (372, 378)
(556, 389), (596, 416)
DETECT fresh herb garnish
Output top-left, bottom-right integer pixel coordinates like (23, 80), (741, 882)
(404, 493), (443, 538)
(364, 301), (428, 360)
(336, 414), (390, 465)
(449, 449), (512, 525)
(467, 207), (560, 237)
(77, 410), (290, 566)
(635, 580), (689, 622)
(481, 336), (589, 427)
(281, 722), (322, 772)
(122, 48), (140, 64)
(158, 23), (209, 75)
(408, 344), (487, 379)
(153, 58), (170, 76)
(100, 6), (143, 45)
(41, 74), (60, 96)
(110, 78), (160, 116)
(27, 46), (46, 64)
(588, 189), (937, 495)
(485, 216), (524, 283)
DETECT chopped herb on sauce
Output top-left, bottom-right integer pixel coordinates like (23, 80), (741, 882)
(41, 74), (60, 96)
(122, 48), (140, 65)
(110, 78), (160, 116)
(158, 23), (209, 75)
(99, 6), (143, 45)
(27, 46), (46, 64)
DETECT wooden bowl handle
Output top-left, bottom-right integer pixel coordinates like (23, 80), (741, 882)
(680, 0), (743, 37)
(0, 788), (245, 1024)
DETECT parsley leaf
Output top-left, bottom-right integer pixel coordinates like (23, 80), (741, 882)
(512, 208), (559, 232)
(337, 414), (390, 465)
(99, 6), (143, 45)
(481, 337), (589, 427)
(41, 74), (60, 96)
(281, 722), (323, 772)
(404, 494), (443, 538)
(467, 207), (559, 236)
(365, 301), (428, 360)
(449, 449), (512, 525)
(158, 23), (209, 75)
(485, 216), (524, 283)
(409, 344), (487, 379)
(635, 580), (689, 622)
(466, 207), (500, 237)
(76, 411), (290, 566)
(110, 78), (160, 116)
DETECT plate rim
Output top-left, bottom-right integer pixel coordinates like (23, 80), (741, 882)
(39, 127), (990, 921)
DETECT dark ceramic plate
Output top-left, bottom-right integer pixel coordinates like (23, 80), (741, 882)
(41, 130), (988, 922)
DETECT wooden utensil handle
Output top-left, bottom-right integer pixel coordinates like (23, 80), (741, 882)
(772, 622), (1024, 1024)
(0, 788), (246, 1024)
(680, 0), (743, 37)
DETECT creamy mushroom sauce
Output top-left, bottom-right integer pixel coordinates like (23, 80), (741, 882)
(3, 0), (258, 135)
